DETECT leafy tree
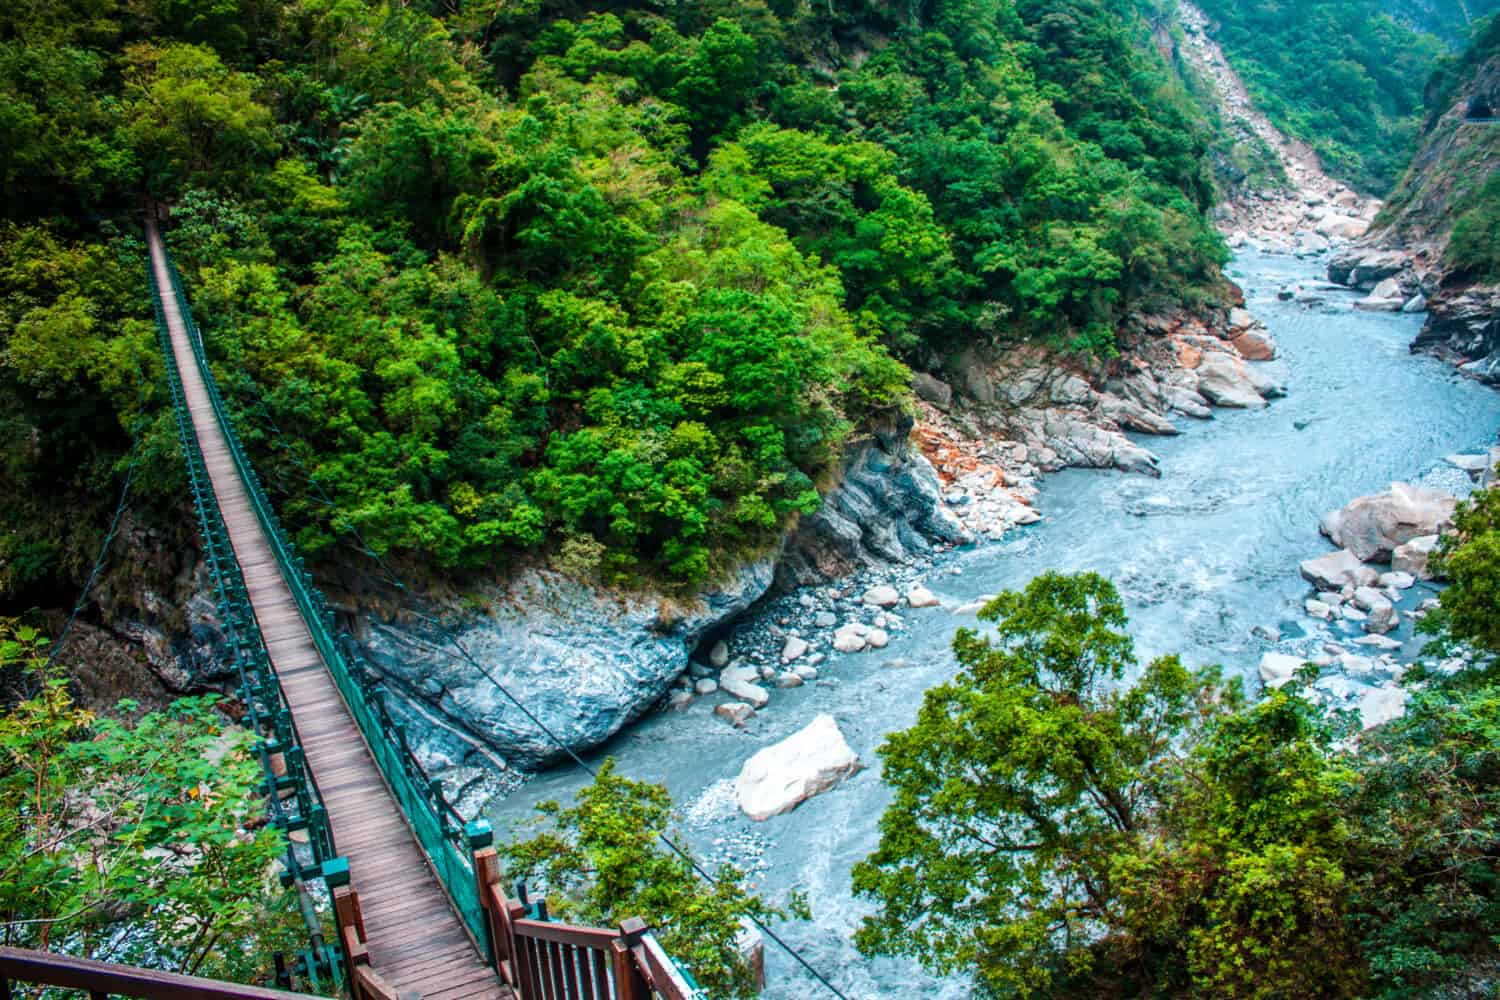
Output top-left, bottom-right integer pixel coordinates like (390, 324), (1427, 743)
(1429, 483), (1500, 655)
(851, 572), (1240, 996)
(0, 626), (303, 982)
(500, 760), (781, 999)
(852, 573), (1409, 997)
(1344, 682), (1500, 998)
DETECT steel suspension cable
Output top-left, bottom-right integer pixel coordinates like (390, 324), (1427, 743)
(33, 377), (149, 694)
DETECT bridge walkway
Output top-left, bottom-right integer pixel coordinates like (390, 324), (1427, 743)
(147, 220), (508, 1000)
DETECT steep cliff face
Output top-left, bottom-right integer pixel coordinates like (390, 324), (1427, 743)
(356, 418), (965, 772)
(1330, 21), (1500, 383)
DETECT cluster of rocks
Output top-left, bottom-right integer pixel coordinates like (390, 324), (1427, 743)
(909, 304), (1287, 500)
(667, 572), (947, 728)
(1327, 246), (1499, 388)
(1263, 459), (1496, 729)
(1326, 246), (1437, 314)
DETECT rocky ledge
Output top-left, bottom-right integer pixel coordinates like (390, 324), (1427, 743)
(1327, 245), (1500, 385)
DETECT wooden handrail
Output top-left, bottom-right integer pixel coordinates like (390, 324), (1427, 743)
(0, 947), (324, 1000)
(510, 919), (621, 949)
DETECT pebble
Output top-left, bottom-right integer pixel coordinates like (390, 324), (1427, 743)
(694, 679), (718, 695)
(715, 702), (755, 728)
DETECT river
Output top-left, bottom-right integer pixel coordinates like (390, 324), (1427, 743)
(485, 250), (1500, 999)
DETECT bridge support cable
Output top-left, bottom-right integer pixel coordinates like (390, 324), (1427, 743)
(212, 300), (856, 1000)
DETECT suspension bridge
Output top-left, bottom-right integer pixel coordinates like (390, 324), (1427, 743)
(0, 214), (716, 1000)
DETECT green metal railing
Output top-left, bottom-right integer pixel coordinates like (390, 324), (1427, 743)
(153, 244), (494, 959)
(149, 253), (341, 989)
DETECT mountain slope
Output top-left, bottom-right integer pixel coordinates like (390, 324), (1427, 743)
(1332, 16), (1500, 381)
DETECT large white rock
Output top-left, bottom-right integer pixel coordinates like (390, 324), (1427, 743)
(1195, 355), (1268, 409)
(863, 585), (901, 608)
(906, 585), (940, 609)
(780, 637), (809, 664)
(1358, 686), (1408, 730)
(735, 715), (862, 821)
(719, 665), (770, 708)
(1321, 483), (1456, 563)
(1300, 548), (1377, 590)
(1392, 534), (1440, 580)
(1259, 653), (1306, 690)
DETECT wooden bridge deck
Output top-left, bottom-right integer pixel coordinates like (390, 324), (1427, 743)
(148, 223), (508, 1000)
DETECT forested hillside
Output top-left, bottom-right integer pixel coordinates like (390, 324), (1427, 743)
(1383, 0), (1500, 44)
(1, 0), (1231, 603)
(1377, 13), (1500, 277)
(1193, 0), (1469, 193)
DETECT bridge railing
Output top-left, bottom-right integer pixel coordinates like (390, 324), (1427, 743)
(156, 246), (493, 957)
(148, 248), (340, 989)
(0, 946), (330, 1000)
(471, 850), (708, 1000)
(157, 232), (715, 999)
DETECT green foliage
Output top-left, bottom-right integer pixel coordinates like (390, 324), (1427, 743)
(1430, 483), (1500, 655)
(855, 570), (1500, 997)
(0, 0), (1236, 595)
(1194, 0), (1448, 193)
(1444, 167), (1500, 281)
(1344, 682), (1500, 998)
(500, 760), (779, 999)
(851, 572), (1244, 996)
(0, 626), (301, 982)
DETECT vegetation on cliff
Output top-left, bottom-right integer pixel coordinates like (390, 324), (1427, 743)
(1193, 0), (1455, 193)
(1372, 13), (1500, 279)
(0, 0), (1233, 600)
(855, 552), (1500, 998)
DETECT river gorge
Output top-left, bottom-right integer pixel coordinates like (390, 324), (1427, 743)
(486, 248), (1500, 998)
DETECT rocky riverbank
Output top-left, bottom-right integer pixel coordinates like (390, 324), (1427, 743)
(353, 281), (1294, 814)
(1259, 452), (1499, 729)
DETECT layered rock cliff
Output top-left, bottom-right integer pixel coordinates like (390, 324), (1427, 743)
(1329, 21), (1500, 383)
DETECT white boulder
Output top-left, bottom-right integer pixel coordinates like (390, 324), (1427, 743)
(1392, 534), (1441, 580)
(1321, 483), (1456, 563)
(1259, 653), (1306, 690)
(1195, 355), (1268, 409)
(863, 585), (901, 608)
(735, 714), (862, 821)
(1300, 548), (1377, 590)
(833, 627), (867, 653)
(719, 665), (770, 709)
(780, 637), (810, 664)
(1358, 686), (1408, 730)
(906, 585), (940, 609)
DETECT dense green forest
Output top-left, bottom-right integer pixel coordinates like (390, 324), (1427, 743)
(0, 0), (1233, 600)
(1383, 0), (1500, 44)
(1193, 0), (1493, 193)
